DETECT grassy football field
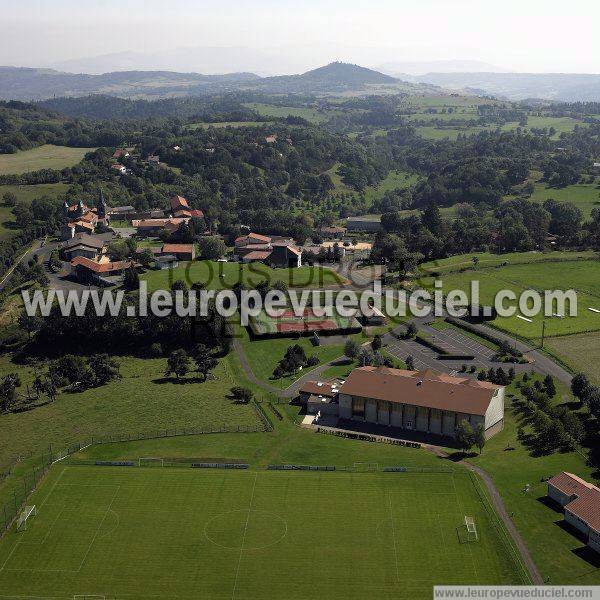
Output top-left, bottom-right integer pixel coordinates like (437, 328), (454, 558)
(0, 465), (527, 599)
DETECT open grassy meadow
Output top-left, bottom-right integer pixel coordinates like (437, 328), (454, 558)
(419, 258), (600, 340)
(0, 353), (261, 472)
(522, 181), (600, 218)
(0, 145), (95, 175)
(0, 465), (526, 599)
(140, 260), (344, 292)
(545, 332), (600, 385)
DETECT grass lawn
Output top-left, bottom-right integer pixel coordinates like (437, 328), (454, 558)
(238, 323), (349, 389)
(418, 259), (600, 340)
(467, 376), (599, 584)
(0, 353), (261, 472)
(419, 250), (597, 275)
(140, 260), (344, 292)
(0, 145), (95, 175)
(545, 332), (600, 385)
(0, 465), (525, 599)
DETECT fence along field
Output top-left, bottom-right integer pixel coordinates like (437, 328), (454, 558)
(0, 465), (528, 599)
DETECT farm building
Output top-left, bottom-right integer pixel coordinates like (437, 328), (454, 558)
(346, 216), (381, 232)
(235, 232), (302, 267)
(300, 366), (505, 440)
(132, 217), (189, 236)
(60, 233), (106, 261)
(154, 255), (179, 270)
(159, 243), (196, 261)
(71, 256), (134, 285)
(547, 472), (600, 553)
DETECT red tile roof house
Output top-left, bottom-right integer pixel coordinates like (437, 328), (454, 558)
(71, 257), (134, 286)
(159, 243), (196, 261)
(132, 218), (189, 236)
(547, 472), (600, 553)
(300, 366), (505, 440)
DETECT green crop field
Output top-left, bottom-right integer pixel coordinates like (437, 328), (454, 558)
(140, 260), (344, 292)
(0, 145), (96, 175)
(0, 465), (526, 599)
(418, 258), (600, 340)
(545, 331), (600, 385)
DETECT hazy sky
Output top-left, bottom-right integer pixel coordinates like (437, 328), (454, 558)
(2, 0), (600, 73)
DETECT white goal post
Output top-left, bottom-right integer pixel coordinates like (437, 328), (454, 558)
(16, 505), (37, 532)
(464, 516), (478, 542)
(138, 457), (164, 467)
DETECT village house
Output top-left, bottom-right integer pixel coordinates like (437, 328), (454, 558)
(300, 366), (505, 440)
(70, 256), (134, 286)
(547, 472), (600, 554)
(60, 233), (106, 261)
(234, 233), (302, 268)
(159, 243), (196, 261)
(132, 217), (189, 236)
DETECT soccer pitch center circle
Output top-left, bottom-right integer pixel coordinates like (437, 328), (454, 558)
(204, 510), (288, 550)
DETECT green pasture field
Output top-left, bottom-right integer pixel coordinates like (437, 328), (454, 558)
(0, 145), (96, 175)
(186, 121), (269, 130)
(501, 116), (587, 138)
(545, 331), (600, 385)
(363, 169), (420, 204)
(244, 102), (340, 124)
(415, 125), (490, 140)
(140, 260), (344, 292)
(0, 353), (261, 472)
(515, 181), (600, 218)
(419, 250), (597, 275)
(418, 259), (600, 340)
(0, 465), (526, 599)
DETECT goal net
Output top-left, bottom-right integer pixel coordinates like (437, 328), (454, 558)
(138, 457), (164, 467)
(16, 505), (36, 532)
(464, 516), (478, 542)
(353, 462), (379, 472)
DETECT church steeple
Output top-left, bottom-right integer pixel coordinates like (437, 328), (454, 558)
(97, 187), (107, 218)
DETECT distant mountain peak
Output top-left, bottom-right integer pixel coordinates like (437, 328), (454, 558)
(299, 62), (396, 84)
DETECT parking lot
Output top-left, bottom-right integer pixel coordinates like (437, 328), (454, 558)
(384, 323), (530, 375)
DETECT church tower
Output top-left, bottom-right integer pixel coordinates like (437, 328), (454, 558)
(97, 188), (107, 219)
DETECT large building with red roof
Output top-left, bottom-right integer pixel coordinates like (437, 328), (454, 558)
(547, 472), (600, 553)
(300, 366), (505, 439)
(234, 232), (302, 267)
